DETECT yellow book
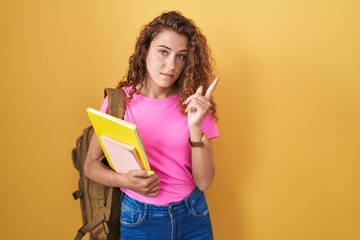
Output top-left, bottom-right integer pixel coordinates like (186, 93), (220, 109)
(86, 107), (151, 172)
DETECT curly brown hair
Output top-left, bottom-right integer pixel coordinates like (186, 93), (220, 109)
(117, 11), (217, 117)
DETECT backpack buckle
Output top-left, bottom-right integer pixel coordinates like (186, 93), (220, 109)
(72, 190), (83, 200)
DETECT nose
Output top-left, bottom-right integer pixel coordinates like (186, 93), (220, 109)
(165, 56), (176, 71)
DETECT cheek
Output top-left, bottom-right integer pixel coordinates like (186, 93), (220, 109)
(177, 62), (186, 74)
(146, 55), (159, 71)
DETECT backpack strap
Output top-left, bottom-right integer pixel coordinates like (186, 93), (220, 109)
(74, 216), (106, 240)
(102, 88), (125, 238)
(105, 88), (126, 118)
(74, 187), (115, 240)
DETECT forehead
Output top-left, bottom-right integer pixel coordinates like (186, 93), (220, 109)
(150, 30), (189, 50)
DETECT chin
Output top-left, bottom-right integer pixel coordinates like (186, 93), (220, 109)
(158, 79), (177, 88)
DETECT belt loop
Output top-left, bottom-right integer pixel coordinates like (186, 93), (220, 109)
(144, 202), (149, 216)
(184, 197), (190, 209)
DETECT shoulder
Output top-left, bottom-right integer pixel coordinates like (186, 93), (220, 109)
(99, 97), (109, 113)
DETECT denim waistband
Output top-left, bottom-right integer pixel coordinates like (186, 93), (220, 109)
(122, 187), (204, 216)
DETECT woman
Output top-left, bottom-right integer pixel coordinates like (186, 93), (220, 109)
(85, 11), (219, 240)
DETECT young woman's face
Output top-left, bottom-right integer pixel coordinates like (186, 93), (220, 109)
(145, 30), (189, 93)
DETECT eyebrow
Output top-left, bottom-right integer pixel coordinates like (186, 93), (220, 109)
(157, 45), (188, 52)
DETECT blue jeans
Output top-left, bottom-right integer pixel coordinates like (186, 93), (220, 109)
(120, 187), (214, 240)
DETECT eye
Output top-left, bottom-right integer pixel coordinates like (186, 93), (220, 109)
(176, 54), (187, 60)
(159, 50), (168, 56)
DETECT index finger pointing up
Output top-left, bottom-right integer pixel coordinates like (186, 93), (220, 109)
(205, 77), (220, 100)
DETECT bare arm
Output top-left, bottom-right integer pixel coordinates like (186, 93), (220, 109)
(183, 78), (219, 191)
(189, 126), (215, 191)
(84, 132), (160, 196)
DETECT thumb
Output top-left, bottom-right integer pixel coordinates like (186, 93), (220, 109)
(196, 85), (203, 95)
(131, 169), (150, 178)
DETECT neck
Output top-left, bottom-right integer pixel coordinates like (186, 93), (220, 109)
(140, 82), (177, 99)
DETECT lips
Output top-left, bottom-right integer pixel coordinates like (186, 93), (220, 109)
(161, 73), (174, 78)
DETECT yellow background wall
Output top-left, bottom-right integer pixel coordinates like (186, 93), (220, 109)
(0, 1), (359, 239)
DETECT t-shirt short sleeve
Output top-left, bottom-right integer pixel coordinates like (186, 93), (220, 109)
(201, 113), (219, 139)
(99, 96), (109, 114)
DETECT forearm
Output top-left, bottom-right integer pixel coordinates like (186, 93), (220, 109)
(189, 127), (215, 191)
(84, 156), (124, 187)
(84, 133), (125, 187)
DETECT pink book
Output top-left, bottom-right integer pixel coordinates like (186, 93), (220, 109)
(100, 135), (143, 173)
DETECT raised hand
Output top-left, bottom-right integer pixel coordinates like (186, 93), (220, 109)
(183, 77), (219, 127)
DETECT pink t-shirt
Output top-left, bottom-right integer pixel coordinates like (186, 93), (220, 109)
(100, 89), (219, 205)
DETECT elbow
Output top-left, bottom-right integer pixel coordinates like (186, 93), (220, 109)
(194, 169), (215, 191)
(196, 182), (212, 191)
(195, 177), (214, 191)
